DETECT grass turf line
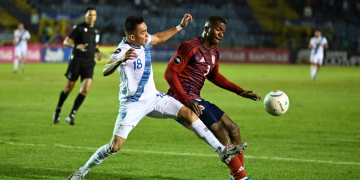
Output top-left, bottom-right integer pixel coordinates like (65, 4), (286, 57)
(0, 63), (359, 180)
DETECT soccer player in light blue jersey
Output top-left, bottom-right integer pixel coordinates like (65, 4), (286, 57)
(309, 30), (328, 80)
(66, 14), (246, 180)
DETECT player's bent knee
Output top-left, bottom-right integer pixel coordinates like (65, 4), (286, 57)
(110, 144), (120, 152)
(177, 106), (198, 123)
(228, 123), (240, 136)
(63, 88), (71, 95)
(64, 82), (75, 95)
(109, 135), (126, 153)
(211, 122), (226, 133)
(80, 88), (90, 95)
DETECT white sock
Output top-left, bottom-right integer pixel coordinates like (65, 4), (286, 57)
(79, 143), (115, 176)
(310, 65), (317, 80)
(14, 59), (19, 71)
(189, 119), (225, 156)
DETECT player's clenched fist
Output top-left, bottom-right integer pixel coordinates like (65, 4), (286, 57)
(120, 48), (137, 63)
(179, 14), (193, 28)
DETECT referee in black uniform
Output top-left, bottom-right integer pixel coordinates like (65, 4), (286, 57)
(53, 7), (102, 125)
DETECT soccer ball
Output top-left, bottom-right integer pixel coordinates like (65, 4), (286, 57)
(263, 90), (289, 116)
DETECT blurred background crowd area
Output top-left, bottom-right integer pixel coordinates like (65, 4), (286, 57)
(1, 0), (360, 51)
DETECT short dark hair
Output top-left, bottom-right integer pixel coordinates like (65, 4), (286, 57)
(206, 15), (227, 26)
(124, 15), (144, 35)
(85, 7), (96, 13)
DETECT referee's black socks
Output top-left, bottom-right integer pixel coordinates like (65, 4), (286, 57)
(56, 90), (68, 113)
(70, 93), (86, 116)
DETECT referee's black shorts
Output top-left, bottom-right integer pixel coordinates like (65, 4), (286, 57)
(64, 56), (95, 81)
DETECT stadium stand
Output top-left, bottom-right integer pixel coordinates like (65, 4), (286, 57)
(1, 0), (358, 50)
(26, 0), (269, 48)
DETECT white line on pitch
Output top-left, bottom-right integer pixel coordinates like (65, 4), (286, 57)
(2, 141), (360, 165)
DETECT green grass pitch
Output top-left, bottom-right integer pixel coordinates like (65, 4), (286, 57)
(0, 62), (359, 180)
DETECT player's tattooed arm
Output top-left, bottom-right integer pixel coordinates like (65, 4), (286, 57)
(150, 14), (192, 45)
(103, 48), (137, 76)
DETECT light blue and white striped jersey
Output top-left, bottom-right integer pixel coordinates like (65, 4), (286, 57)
(14, 29), (30, 47)
(110, 35), (157, 103)
(310, 36), (328, 56)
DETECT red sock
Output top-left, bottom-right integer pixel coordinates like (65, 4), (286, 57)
(226, 156), (247, 180)
(237, 153), (244, 167)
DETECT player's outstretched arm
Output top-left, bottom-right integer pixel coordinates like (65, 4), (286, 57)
(103, 48), (137, 76)
(207, 65), (262, 101)
(150, 14), (192, 45)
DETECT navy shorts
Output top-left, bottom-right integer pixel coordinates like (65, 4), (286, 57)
(176, 99), (225, 129)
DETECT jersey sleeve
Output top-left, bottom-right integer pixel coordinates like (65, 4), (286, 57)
(95, 34), (100, 44)
(309, 38), (315, 48)
(322, 38), (328, 45)
(68, 25), (79, 39)
(109, 45), (128, 65)
(164, 67), (192, 104)
(25, 30), (31, 40)
(207, 61), (244, 95)
(146, 34), (153, 45)
(165, 41), (198, 104)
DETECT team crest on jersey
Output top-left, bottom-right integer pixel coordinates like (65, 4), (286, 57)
(95, 29), (98, 33)
(173, 55), (182, 64)
(212, 55), (215, 64)
(114, 48), (121, 54)
(84, 28), (88, 32)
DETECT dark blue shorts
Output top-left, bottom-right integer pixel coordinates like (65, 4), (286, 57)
(175, 99), (225, 129)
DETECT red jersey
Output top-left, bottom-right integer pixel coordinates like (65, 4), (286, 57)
(165, 37), (244, 104)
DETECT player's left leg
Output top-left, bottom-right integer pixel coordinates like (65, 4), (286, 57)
(54, 58), (82, 124)
(199, 100), (247, 180)
(65, 63), (94, 125)
(66, 78), (92, 125)
(219, 114), (250, 180)
(67, 101), (148, 179)
(310, 62), (318, 80)
(147, 94), (245, 164)
(172, 99), (247, 179)
(21, 48), (26, 73)
(315, 56), (323, 78)
(311, 55), (323, 81)
(13, 47), (21, 73)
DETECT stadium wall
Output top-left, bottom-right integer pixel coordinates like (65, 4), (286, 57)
(0, 45), (292, 64)
(0, 45), (42, 63)
(292, 49), (360, 66)
(3, 44), (358, 66)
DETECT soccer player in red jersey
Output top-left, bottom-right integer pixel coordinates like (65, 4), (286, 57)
(165, 15), (262, 180)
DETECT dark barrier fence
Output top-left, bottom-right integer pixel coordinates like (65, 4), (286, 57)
(2, 44), (358, 66)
